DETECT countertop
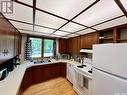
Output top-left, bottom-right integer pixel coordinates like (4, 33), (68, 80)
(0, 59), (81, 95)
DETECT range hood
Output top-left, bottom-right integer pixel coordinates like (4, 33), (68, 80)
(80, 49), (93, 53)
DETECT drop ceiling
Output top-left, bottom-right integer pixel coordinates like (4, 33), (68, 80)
(2, 0), (127, 39)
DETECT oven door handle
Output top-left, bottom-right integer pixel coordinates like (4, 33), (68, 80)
(74, 67), (92, 80)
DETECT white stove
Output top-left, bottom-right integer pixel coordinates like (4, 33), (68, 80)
(74, 63), (92, 79)
(73, 61), (92, 95)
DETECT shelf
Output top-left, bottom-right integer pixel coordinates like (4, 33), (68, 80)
(99, 37), (113, 40)
(117, 39), (127, 41)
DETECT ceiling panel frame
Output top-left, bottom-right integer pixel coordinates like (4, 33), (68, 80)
(62, 14), (125, 37)
(12, 0), (98, 31)
(50, 0), (100, 35)
(33, 0), (36, 32)
(8, 18), (74, 33)
(114, 0), (127, 18)
(10, 0), (127, 38)
(18, 28), (62, 36)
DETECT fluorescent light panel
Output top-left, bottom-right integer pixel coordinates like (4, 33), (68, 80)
(61, 22), (85, 32)
(19, 30), (50, 36)
(35, 10), (67, 29)
(34, 26), (54, 34)
(9, 21), (33, 30)
(36, 0), (95, 19)
(93, 16), (127, 30)
(73, 0), (124, 26)
(17, 0), (33, 6)
(4, 2), (33, 23)
(121, 0), (127, 11)
(77, 28), (95, 35)
(67, 34), (78, 37)
(53, 31), (70, 36)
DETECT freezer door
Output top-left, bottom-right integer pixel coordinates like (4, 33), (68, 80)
(92, 68), (127, 95)
(93, 43), (127, 78)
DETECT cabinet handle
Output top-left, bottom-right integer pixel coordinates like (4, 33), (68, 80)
(2, 49), (9, 56)
(2, 49), (6, 56)
(5, 49), (9, 55)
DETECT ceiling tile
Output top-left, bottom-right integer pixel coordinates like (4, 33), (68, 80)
(35, 10), (67, 29)
(34, 26), (54, 34)
(77, 28), (95, 35)
(53, 31), (70, 36)
(17, 0), (33, 6)
(9, 21), (33, 30)
(93, 16), (127, 30)
(67, 34), (78, 37)
(121, 0), (127, 11)
(4, 2), (33, 23)
(60, 22), (85, 32)
(36, 0), (95, 19)
(61, 36), (70, 39)
(19, 30), (50, 36)
(73, 0), (124, 26)
(49, 34), (62, 38)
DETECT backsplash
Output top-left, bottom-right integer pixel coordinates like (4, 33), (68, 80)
(59, 53), (92, 64)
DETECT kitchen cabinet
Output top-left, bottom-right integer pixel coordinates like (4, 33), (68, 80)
(22, 67), (33, 91)
(117, 27), (127, 43)
(67, 36), (80, 54)
(67, 38), (72, 54)
(71, 37), (78, 54)
(98, 25), (127, 43)
(59, 38), (67, 53)
(99, 29), (114, 43)
(0, 14), (21, 64)
(81, 32), (98, 49)
(0, 15), (15, 64)
(66, 64), (75, 84)
(21, 63), (66, 93)
(14, 30), (22, 56)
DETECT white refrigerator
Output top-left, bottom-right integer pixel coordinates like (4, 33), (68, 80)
(92, 43), (127, 95)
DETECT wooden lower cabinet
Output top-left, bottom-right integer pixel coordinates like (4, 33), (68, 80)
(18, 63), (66, 95)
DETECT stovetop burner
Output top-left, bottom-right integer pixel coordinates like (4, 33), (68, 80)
(88, 70), (92, 73)
(77, 65), (86, 68)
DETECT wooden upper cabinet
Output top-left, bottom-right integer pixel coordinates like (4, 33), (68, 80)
(67, 38), (72, 54)
(59, 39), (67, 53)
(14, 30), (22, 56)
(81, 32), (98, 49)
(66, 36), (80, 54)
(0, 14), (21, 64)
(0, 15), (15, 64)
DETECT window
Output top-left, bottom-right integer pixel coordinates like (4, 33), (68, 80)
(29, 37), (55, 58)
(44, 39), (54, 57)
(30, 38), (42, 58)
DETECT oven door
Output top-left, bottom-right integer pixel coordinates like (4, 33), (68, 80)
(74, 68), (92, 95)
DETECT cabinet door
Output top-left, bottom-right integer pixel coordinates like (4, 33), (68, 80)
(81, 35), (87, 49)
(0, 21), (7, 64)
(67, 64), (74, 84)
(59, 39), (67, 53)
(67, 38), (72, 54)
(6, 23), (15, 59)
(0, 16), (14, 63)
(23, 68), (33, 91)
(86, 32), (98, 48)
(0, 15), (15, 64)
(71, 37), (78, 54)
(14, 30), (21, 56)
(81, 32), (98, 48)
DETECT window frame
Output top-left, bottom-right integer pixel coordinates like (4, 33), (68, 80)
(43, 38), (55, 57)
(28, 36), (56, 58)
